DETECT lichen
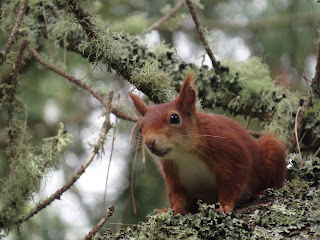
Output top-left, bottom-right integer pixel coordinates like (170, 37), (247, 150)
(0, 121), (72, 233)
(132, 61), (176, 103)
(96, 156), (320, 239)
(265, 90), (300, 142)
(99, 203), (251, 240)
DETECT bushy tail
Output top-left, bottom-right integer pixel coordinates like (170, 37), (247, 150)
(256, 134), (287, 191)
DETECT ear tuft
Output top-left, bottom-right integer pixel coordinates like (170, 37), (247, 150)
(176, 72), (197, 113)
(128, 92), (148, 116)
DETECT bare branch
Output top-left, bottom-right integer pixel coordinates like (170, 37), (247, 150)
(148, 0), (184, 31)
(83, 205), (115, 240)
(16, 92), (114, 224)
(28, 45), (137, 122)
(185, 0), (220, 71)
(0, 0), (29, 66)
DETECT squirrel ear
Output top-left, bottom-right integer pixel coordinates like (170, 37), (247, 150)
(176, 72), (197, 113)
(128, 92), (148, 116)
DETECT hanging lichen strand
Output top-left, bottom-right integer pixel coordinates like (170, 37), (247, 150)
(0, 78), (72, 232)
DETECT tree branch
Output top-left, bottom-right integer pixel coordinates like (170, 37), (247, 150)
(148, 0), (184, 31)
(28, 45), (137, 122)
(16, 92), (114, 224)
(83, 205), (115, 240)
(0, 0), (29, 66)
(185, 0), (221, 71)
(7, 38), (28, 151)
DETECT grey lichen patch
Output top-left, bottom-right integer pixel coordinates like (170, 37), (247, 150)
(223, 58), (277, 113)
(304, 99), (320, 147)
(98, 156), (320, 239)
(100, 204), (251, 240)
(265, 90), (300, 142)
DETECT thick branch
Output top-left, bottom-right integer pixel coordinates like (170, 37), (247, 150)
(50, 0), (301, 131)
(0, 0), (29, 66)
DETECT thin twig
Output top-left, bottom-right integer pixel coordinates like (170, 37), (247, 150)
(16, 224), (23, 240)
(314, 146), (320, 158)
(148, 0), (184, 31)
(131, 132), (141, 214)
(294, 107), (304, 167)
(152, 156), (165, 179)
(0, 0), (29, 66)
(104, 95), (121, 205)
(83, 205), (115, 240)
(185, 0), (220, 71)
(28, 45), (137, 122)
(16, 92), (114, 224)
(104, 118), (117, 206)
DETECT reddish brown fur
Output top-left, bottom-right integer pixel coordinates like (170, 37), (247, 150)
(129, 72), (287, 214)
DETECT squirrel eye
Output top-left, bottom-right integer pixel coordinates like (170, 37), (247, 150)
(169, 113), (180, 124)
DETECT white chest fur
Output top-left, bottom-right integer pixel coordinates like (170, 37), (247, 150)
(165, 151), (218, 202)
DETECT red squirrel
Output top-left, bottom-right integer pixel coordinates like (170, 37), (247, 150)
(128, 72), (286, 214)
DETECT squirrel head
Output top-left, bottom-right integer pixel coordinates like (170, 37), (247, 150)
(128, 72), (199, 158)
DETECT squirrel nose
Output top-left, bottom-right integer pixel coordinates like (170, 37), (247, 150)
(145, 138), (156, 150)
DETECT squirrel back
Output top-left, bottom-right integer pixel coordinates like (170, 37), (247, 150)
(129, 72), (286, 214)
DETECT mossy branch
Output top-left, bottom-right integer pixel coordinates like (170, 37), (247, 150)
(28, 45), (137, 122)
(0, 0), (29, 66)
(16, 92), (114, 225)
(7, 38), (27, 152)
(48, 0), (319, 150)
